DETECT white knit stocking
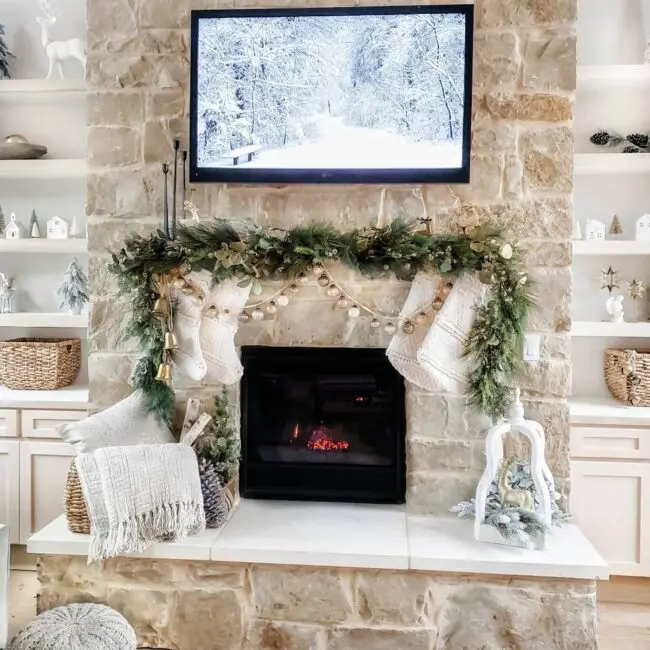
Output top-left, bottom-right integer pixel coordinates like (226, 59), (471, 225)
(172, 270), (211, 382)
(386, 272), (442, 391)
(200, 277), (252, 385)
(416, 272), (486, 394)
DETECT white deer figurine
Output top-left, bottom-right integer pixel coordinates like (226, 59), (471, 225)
(37, 0), (86, 80)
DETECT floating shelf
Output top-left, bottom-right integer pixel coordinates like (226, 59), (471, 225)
(0, 239), (87, 254)
(0, 79), (87, 96)
(0, 159), (87, 179)
(0, 385), (88, 410)
(575, 153), (650, 175)
(578, 65), (650, 89)
(573, 240), (650, 256)
(570, 397), (650, 426)
(0, 313), (88, 328)
(571, 321), (650, 337)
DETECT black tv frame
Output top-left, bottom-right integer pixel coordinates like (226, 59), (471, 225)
(189, 5), (474, 185)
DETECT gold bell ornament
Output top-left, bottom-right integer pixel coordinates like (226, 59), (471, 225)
(153, 294), (171, 317)
(155, 361), (173, 382)
(164, 330), (178, 350)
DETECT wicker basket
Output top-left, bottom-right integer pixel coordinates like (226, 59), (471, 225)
(64, 461), (241, 535)
(605, 348), (650, 406)
(64, 460), (91, 534)
(0, 338), (81, 390)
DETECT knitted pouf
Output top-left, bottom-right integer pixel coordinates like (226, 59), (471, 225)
(9, 603), (137, 650)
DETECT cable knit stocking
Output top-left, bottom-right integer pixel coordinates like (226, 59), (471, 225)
(200, 277), (252, 385)
(416, 272), (486, 394)
(172, 270), (211, 382)
(386, 272), (442, 391)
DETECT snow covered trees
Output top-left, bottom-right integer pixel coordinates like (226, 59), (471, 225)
(196, 11), (467, 165)
(57, 258), (89, 315)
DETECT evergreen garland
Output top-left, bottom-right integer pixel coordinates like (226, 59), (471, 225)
(0, 24), (14, 80)
(194, 388), (241, 484)
(109, 219), (534, 424)
(450, 460), (570, 546)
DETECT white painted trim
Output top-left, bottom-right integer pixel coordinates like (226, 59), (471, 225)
(573, 240), (650, 256)
(0, 386), (89, 410)
(575, 154), (650, 175)
(0, 239), (87, 254)
(0, 313), (88, 328)
(0, 159), (87, 179)
(571, 321), (650, 337)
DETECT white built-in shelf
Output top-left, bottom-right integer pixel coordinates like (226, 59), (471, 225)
(0, 159), (87, 179)
(575, 153), (650, 175)
(0, 313), (88, 328)
(573, 240), (650, 256)
(0, 239), (87, 254)
(0, 385), (88, 410)
(571, 397), (650, 426)
(0, 79), (87, 97)
(578, 65), (650, 90)
(571, 320), (650, 338)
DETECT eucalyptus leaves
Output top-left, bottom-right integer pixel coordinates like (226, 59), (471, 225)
(109, 218), (534, 423)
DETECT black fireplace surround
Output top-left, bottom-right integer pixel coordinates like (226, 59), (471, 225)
(240, 347), (406, 504)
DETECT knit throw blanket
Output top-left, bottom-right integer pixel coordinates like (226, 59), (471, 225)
(76, 444), (206, 563)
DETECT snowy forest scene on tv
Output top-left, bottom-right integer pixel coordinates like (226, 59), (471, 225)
(193, 8), (471, 182)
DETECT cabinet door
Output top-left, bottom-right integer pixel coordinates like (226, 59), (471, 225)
(19, 441), (75, 544)
(21, 409), (86, 440)
(0, 410), (18, 438)
(0, 441), (20, 544)
(571, 460), (650, 576)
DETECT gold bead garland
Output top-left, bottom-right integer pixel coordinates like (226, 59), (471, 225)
(237, 264), (456, 334)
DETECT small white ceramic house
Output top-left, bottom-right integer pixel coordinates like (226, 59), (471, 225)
(46, 216), (70, 240)
(636, 214), (650, 241)
(585, 219), (606, 241)
(5, 213), (22, 240)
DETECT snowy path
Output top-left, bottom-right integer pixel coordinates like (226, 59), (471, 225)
(203, 116), (462, 169)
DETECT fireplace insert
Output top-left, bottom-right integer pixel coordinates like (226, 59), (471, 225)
(240, 346), (406, 503)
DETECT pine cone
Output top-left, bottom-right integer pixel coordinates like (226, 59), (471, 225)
(198, 457), (229, 529)
(627, 133), (649, 148)
(623, 145), (640, 154)
(590, 131), (611, 146)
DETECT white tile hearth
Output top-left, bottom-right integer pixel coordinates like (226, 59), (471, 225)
(211, 500), (409, 569)
(28, 500), (608, 581)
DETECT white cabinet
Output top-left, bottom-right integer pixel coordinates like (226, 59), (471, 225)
(0, 441), (20, 544)
(571, 460), (650, 576)
(21, 409), (85, 440)
(0, 410), (18, 438)
(19, 441), (76, 544)
(571, 421), (650, 576)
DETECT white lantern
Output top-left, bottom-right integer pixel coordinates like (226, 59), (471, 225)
(474, 388), (554, 550)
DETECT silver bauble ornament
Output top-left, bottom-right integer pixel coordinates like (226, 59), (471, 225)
(384, 322), (397, 335)
(327, 284), (339, 297)
(288, 283), (300, 294)
(401, 320), (416, 335)
(266, 301), (277, 315)
(238, 311), (251, 323)
(441, 282), (454, 297)
(251, 308), (265, 321)
(370, 318), (381, 329)
(313, 263), (325, 275)
(298, 272), (309, 285)
(348, 305), (361, 318)
(277, 293), (289, 307)
(415, 311), (427, 324)
(337, 296), (349, 309)
(432, 298), (444, 311)
(317, 274), (330, 287)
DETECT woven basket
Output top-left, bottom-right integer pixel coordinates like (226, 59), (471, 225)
(64, 460), (91, 534)
(605, 348), (650, 406)
(64, 461), (240, 535)
(0, 338), (81, 390)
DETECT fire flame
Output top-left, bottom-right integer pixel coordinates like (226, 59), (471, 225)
(306, 423), (349, 452)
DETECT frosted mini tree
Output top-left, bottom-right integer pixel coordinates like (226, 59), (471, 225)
(0, 206), (5, 237)
(0, 24), (14, 79)
(57, 257), (88, 315)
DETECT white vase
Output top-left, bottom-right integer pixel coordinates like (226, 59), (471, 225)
(69, 304), (81, 316)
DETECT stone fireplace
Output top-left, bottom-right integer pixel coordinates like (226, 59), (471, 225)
(240, 346), (406, 503)
(26, 0), (606, 648)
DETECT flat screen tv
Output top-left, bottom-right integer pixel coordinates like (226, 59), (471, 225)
(190, 5), (474, 184)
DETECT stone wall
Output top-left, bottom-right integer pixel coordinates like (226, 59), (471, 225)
(38, 555), (597, 649)
(86, 0), (577, 513)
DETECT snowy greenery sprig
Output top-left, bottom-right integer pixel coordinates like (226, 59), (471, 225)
(109, 218), (534, 425)
(451, 460), (570, 546)
(0, 24), (14, 80)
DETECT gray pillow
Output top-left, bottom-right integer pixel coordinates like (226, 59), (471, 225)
(56, 392), (174, 453)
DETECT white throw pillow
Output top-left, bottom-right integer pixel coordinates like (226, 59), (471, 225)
(56, 392), (174, 453)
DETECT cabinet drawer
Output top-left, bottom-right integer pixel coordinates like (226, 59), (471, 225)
(21, 409), (86, 440)
(571, 426), (650, 460)
(0, 409), (18, 438)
